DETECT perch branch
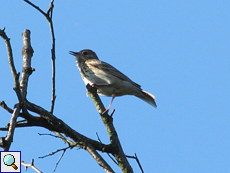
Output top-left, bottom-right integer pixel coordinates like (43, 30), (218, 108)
(87, 84), (133, 173)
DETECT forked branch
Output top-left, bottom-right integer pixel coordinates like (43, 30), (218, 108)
(21, 159), (42, 173)
(0, 29), (33, 151)
(24, 0), (56, 113)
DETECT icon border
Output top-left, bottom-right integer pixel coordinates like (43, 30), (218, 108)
(1, 151), (21, 173)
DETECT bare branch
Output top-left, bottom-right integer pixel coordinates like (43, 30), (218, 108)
(0, 28), (32, 150)
(25, 100), (113, 153)
(1, 29), (34, 150)
(0, 28), (17, 77)
(23, 0), (56, 113)
(110, 109), (115, 117)
(0, 120), (29, 131)
(0, 28), (24, 111)
(96, 132), (118, 166)
(20, 29), (34, 100)
(38, 144), (72, 172)
(38, 133), (59, 138)
(0, 101), (14, 113)
(47, 0), (56, 114)
(21, 159), (42, 173)
(1, 1), (140, 172)
(23, 0), (46, 16)
(86, 144), (115, 173)
(25, 99), (115, 172)
(126, 153), (144, 173)
(53, 132), (76, 147)
(53, 148), (66, 172)
(39, 146), (71, 159)
(87, 84), (133, 172)
(3, 104), (20, 151)
(38, 132), (76, 147)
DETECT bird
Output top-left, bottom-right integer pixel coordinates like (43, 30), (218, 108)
(69, 49), (157, 113)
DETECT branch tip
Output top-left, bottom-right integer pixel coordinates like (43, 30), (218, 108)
(110, 109), (115, 117)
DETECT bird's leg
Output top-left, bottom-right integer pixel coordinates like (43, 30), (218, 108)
(103, 94), (116, 114)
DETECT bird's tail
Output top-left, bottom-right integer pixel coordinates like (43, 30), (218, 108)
(135, 90), (157, 108)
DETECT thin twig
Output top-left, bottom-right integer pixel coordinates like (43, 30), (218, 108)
(0, 28), (17, 77)
(53, 132), (76, 147)
(110, 109), (115, 117)
(47, 0), (56, 114)
(126, 153), (144, 173)
(23, 0), (46, 16)
(96, 132), (118, 166)
(86, 144), (115, 173)
(53, 148), (66, 172)
(39, 146), (71, 159)
(21, 159), (42, 173)
(38, 132), (75, 147)
(38, 133), (59, 138)
(0, 28), (25, 111)
(23, 0), (56, 113)
(0, 120), (53, 131)
(0, 101), (14, 113)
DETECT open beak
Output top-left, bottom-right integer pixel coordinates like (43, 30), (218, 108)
(69, 51), (79, 56)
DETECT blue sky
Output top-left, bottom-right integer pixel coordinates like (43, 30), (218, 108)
(1, 1), (230, 172)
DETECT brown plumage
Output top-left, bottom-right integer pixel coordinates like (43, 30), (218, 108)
(70, 49), (157, 112)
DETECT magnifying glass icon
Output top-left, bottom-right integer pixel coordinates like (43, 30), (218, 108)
(3, 154), (18, 170)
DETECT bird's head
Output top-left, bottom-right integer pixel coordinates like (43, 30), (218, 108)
(69, 49), (99, 62)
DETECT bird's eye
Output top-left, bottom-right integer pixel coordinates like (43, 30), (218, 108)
(83, 51), (88, 55)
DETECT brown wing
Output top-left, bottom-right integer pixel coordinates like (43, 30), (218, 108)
(86, 59), (141, 88)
